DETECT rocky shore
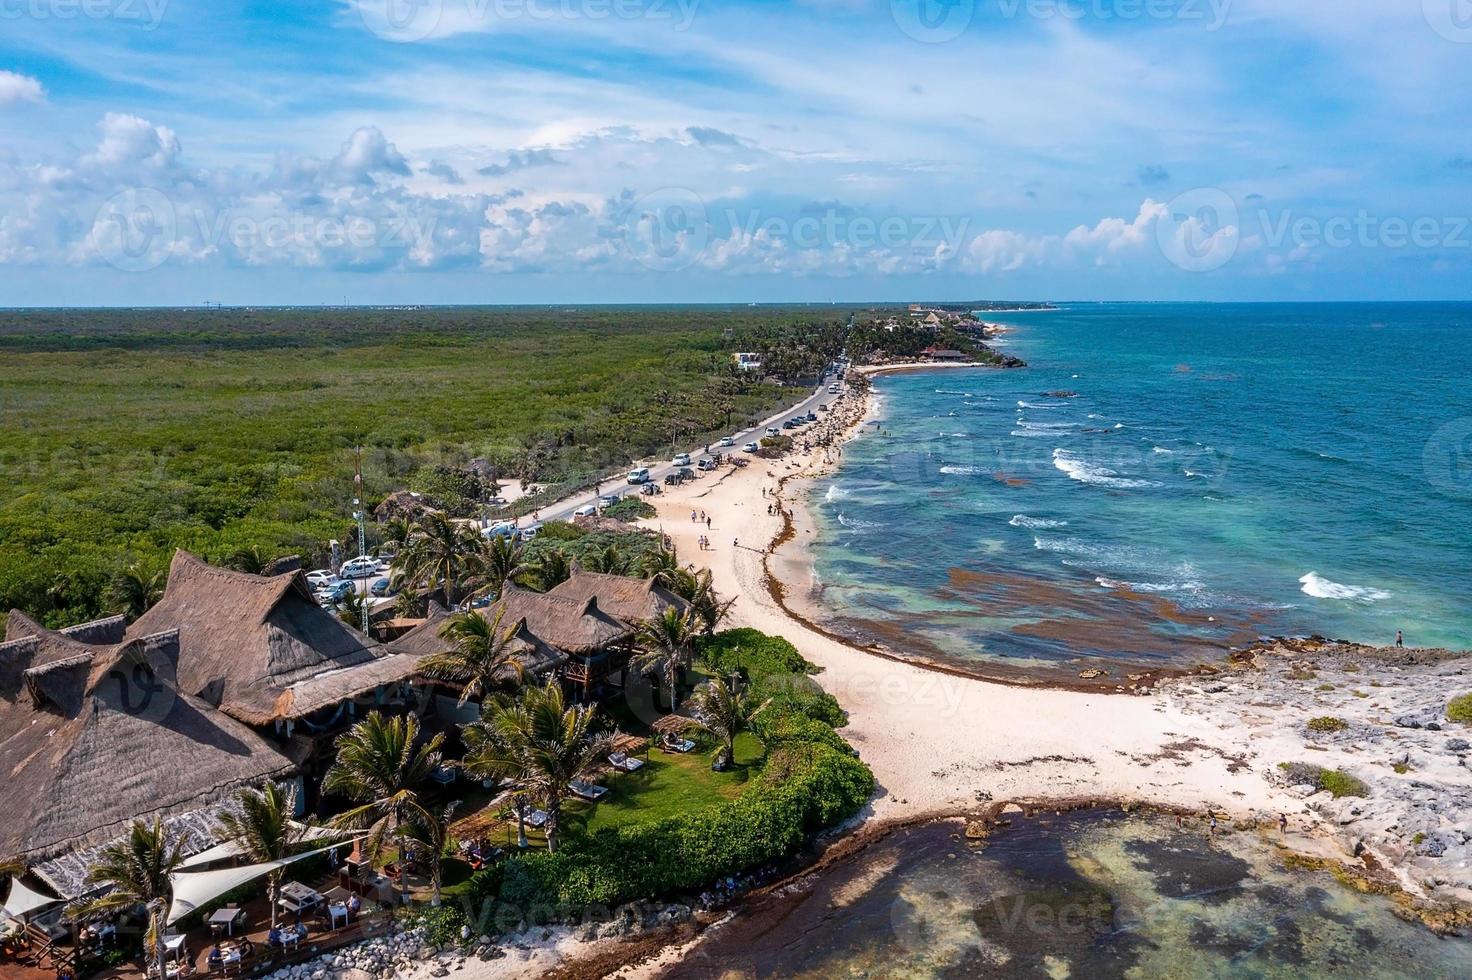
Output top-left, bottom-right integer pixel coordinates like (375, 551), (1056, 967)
(1162, 636), (1472, 907)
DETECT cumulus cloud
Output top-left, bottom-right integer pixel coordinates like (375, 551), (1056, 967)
(0, 70), (45, 107)
(424, 160), (464, 184)
(81, 113), (181, 171)
(478, 149), (560, 177)
(329, 127), (412, 184)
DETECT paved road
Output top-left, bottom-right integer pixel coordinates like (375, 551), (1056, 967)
(529, 372), (846, 527)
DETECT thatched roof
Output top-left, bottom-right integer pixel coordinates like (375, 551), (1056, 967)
(388, 602), (567, 680)
(0, 613), (297, 866)
(373, 490), (431, 523)
(125, 550), (409, 725)
(548, 568), (690, 626)
(491, 586), (633, 657)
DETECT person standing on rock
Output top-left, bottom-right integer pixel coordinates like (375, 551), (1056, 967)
(1279, 813), (1288, 835)
(1396, 630), (1404, 648)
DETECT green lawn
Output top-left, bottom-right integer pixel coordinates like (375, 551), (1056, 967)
(563, 732), (766, 835)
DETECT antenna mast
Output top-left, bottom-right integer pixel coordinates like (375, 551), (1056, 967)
(354, 447), (369, 633)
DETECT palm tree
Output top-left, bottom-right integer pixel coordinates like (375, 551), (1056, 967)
(106, 563), (165, 621)
(524, 547), (572, 591)
(379, 517), (413, 557)
(334, 589), (367, 630)
(421, 608), (525, 707)
(584, 543), (631, 576)
(323, 713), (444, 905)
(689, 677), (770, 769)
(682, 569), (736, 635)
(460, 711), (535, 849)
(222, 546), (280, 575)
(71, 818), (183, 980)
(640, 544), (682, 583)
(402, 802), (457, 907)
(633, 608), (699, 712)
(463, 680), (611, 854)
(392, 511), (481, 606)
(471, 534), (525, 600)
(394, 586), (427, 620)
(215, 783), (320, 931)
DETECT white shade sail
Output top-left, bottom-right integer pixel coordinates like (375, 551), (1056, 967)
(177, 824), (344, 870)
(2, 877), (59, 921)
(166, 838), (358, 925)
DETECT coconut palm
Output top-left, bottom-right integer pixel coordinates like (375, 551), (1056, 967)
(633, 608), (699, 712)
(334, 588), (368, 630)
(689, 677), (770, 769)
(681, 569), (736, 635)
(71, 818), (183, 980)
(221, 546), (285, 575)
(524, 547), (572, 591)
(379, 517), (413, 556)
(401, 802), (458, 907)
(392, 511), (481, 606)
(460, 714), (535, 849)
(394, 586), (427, 619)
(640, 544), (682, 583)
(324, 713), (444, 903)
(214, 783), (322, 931)
(421, 608), (525, 707)
(463, 680), (610, 854)
(471, 534), (525, 600)
(106, 563), (165, 621)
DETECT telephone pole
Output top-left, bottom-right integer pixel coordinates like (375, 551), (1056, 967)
(353, 447), (369, 633)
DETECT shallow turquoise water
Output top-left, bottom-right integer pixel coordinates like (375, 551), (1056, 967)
(663, 811), (1472, 979)
(810, 303), (1472, 670)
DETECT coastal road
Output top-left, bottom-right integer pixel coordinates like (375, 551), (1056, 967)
(524, 371), (846, 527)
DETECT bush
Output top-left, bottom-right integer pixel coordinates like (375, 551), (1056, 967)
(533, 521), (586, 543)
(1278, 762), (1369, 798)
(1307, 716), (1349, 734)
(602, 497), (656, 521)
(698, 628), (813, 679)
(1448, 693), (1472, 725)
(404, 904), (468, 946)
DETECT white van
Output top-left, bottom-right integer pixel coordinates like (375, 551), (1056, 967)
(627, 467), (650, 484)
(574, 504), (598, 518)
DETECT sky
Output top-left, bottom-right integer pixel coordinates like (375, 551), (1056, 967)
(1, 0), (1471, 305)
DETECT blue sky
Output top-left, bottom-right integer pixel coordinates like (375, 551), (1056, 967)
(1, 0), (1471, 305)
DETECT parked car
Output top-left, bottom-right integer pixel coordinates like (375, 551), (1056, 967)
(483, 520), (517, 539)
(599, 493), (621, 506)
(340, 556), (379, 579)
(743, 442), (759, 453)
(717, 436), (735, 447)
(306, 569), (334, 589)
(697, 457), (718, 471)
(765, 426), (781, 437)
(316, 579), (354, 602)
(818, 403), (830, 411)
(520, 523), (542, 541)
(640, 483), (661, 496)
(676, 467), (694, 483)
(806, 411), (818, 422)
(782, 418), (800, 430)
(627, 466), (651, 484)
(574, 503), (598, 518)
(370, 577), (393, 597)
(827, 384), (840, 394)
(672, 452), (692, 466)
(663, 473), (680, 486)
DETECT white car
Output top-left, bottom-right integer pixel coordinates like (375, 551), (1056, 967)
(305, 569), (334, 589)
(743, 442), (759, 453)
(574, 504), (598, 518)
(672, 452), (692, 466)
(765, 426), (780, 437)
(717, 436), (735, 447)
(340, 556), (380, 579)
(520, 523), (542, 541)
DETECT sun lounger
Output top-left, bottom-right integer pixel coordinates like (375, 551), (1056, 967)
(664, 738), (697, 753)
(609, 752), (645, 772)
(568, 780), (608, 801)
(525, 809), (549, 828)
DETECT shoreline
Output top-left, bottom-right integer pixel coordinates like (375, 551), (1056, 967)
(396, 363), (1471, 978)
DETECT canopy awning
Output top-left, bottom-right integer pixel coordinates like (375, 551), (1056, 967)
(166, 837), (359, 925)
(177, 823), (345, 870)
(2, 877), (59, 921)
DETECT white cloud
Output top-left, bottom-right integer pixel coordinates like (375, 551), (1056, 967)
(81, 113), (181, 171)
(0, 70), (45, 107)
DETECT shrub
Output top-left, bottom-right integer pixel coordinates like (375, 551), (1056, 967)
(1279, 762), (1368, 798)
(1307, 716), (1349, 734)
(698, 628), (814, 679)
(533, 521), (586, 543)
(602, 497), (656, 521)
(404, 904), (468, 946)
(1447, 694), (1472, 725)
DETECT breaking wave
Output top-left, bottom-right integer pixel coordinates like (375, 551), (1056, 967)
(1299, 572), (1390, 603)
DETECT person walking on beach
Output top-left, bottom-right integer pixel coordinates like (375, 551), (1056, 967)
(1279, 813), (1288, 836)
(1396, 630), (1404, 648)
(1209, 814), (1218, 836)
(705, 515), (711, 530)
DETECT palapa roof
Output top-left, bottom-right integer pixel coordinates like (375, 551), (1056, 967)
(490, 585), (632, 657)
(388, 602), (567, 680)
(126, 550), (416, 725)
(0, 612), (296, 866)
(547, 567), (690, 626)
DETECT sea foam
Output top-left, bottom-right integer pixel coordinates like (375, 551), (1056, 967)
(1009, 515), (1067, 529)
(1051, 448), (1159, 489)
(1299, 572), (1390, 603)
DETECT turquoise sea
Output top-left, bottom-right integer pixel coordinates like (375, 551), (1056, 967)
(810, 303), (1472, 672)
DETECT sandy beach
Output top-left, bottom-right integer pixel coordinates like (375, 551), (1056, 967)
(397, 366), (1471, 979)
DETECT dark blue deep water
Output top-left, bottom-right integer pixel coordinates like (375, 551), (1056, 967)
(810, 303), (1472, 671)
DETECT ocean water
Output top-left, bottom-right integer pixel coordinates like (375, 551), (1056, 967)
(810, 303), (1472, 671)
(662, 811), (1472, 978)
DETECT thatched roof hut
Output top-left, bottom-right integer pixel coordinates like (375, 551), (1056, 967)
(490, 586), (633, 657)
(387, 602), (567, 681)
(0, 611), (297, 868)
(126, 550), (426, 725)
(548, 567), (690, 626)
